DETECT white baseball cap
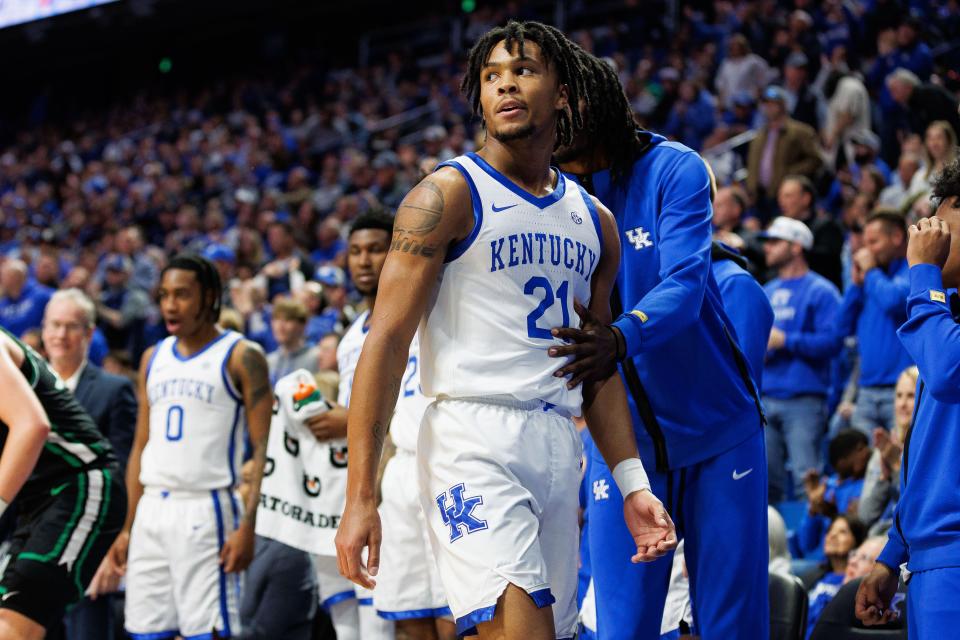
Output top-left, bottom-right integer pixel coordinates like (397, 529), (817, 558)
(761, 216), (814, 250)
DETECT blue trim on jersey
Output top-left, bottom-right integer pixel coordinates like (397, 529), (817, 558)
(357, 597), (374, 606)
(211, 490), (233, 639)
(172, 330), (233, 362)
(227, 404), (242, 487)
(321, 589), (357, 609)
(182, 634), (219, 640)
(577, 185), (603, 250)
(220, 337), (242, 402)
(466, 152), (566, 209)
(528, 587), (555, 608)
(376, 605), (452, 620)
(437, 160), (483, 264)
(455, 603), (496, 636)
(228, 491), (240, 529)
(128, 632), (179, 640)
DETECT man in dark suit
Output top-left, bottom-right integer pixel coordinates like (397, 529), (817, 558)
(42, 288), (136, 640)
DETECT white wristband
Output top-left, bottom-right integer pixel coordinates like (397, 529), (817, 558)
(612, 458), (651, 497)
(0, 497), (8, 520)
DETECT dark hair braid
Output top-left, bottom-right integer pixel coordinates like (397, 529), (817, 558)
(574, 50), (646, 184)
(161, 254), (223, 323)
(460, 20), (586, 149)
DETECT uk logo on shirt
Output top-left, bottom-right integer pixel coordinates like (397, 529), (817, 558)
(625, 227), (653, 250)
(593, 478), (610, 501)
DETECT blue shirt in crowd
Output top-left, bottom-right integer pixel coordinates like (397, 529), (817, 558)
(797, 475), (865, 559)
(837, 257), (912, 387)
(0, 281), (53, 338)
(879, 265), (960, 573)
(763, 271), (843, 399)
(598, 135), (763, 470)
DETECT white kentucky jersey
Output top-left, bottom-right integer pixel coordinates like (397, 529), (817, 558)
(141, 330), (246, 490)
(337, 310), (431, 452)
(257, 369), (345, 556)
(420, 152), (603, 417)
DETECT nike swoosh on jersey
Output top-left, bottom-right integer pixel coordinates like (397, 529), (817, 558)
(491, 203), (518, 212)
(732, 468), (754, 480)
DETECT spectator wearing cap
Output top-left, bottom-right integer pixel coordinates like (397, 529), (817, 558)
(837, 211), (912, 435)
(95, 253), (153, 363)
(887, 68), (960, 141)
(263, 219), (315, 300)
(203, 243), (237, 309)
(266, 298), (319, 383)
(0, 258), (53, 338)
(776, 175), (845, 289)
(715, 34), (773, 109)
(313, 265), (353, 333)
(746, 86), (823, 218)
(761, 217), (843, 502)
(783, 52), (826, 131)
(848, 130), (893, 186)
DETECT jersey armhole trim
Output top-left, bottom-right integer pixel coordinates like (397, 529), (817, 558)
(576, 184), (604, 250)
(437, 160), (483, 264)
(144, 341), (163, 385)
(221, 336), (243, 403)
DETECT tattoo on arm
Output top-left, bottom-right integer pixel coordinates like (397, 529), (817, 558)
(243, 435), (268, 524)
(241, 347), (271, 408)
(392, 179), (444, 258)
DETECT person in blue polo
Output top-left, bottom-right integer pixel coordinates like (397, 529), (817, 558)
(856, 160), (960, 635)
(551, 50), (768, 640)
(761, 217), (843, 502)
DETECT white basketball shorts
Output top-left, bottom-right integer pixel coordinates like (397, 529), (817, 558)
(312, 553), (357, 609)
(417, 397), (582, 638)
(125, 487), (242, 639)
(374, 448), (450, 620)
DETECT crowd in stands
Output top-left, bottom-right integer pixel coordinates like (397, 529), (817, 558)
(2, 0), (959, 636)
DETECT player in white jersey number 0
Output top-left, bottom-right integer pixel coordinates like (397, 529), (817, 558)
(108, 254), (273, 639)
(337, 20), (677, 640)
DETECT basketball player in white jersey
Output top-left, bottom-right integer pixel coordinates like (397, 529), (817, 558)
(108, 254), (273, 639)
(337, 21), (677, 640)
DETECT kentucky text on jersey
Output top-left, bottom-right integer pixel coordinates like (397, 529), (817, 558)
(147, 377), (216, 405)
(258, 491), (341, 529)
(489, 232), (598, 283)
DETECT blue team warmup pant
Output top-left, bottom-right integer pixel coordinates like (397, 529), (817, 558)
(586, 428), (768, 639)
(907, 568), (960, 639)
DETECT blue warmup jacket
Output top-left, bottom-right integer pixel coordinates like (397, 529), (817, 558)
(593, 135), (764, 470)
(763, 272), (843, 399)
(878, 265), (960, 573)
(836, 258), (912, 387)
(712, 246), (774, 391)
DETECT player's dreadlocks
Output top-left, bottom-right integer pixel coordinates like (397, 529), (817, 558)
(162, 254), (223, 323)
(461, 20), (586, 149)
(574, 50), (649, 185)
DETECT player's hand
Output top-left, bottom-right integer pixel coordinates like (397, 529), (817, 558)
(907, 216), (951, 269)
(108, 530), (130, 575)
(549, 300), (619, 388)
(767, 327), (786, 351)
(305, 406), (348, 441)
(335, 497), (381, 590)
(855, 562), (900, 625)
(623, 489), (677, 563)
(220, 522), (255, 573)
(86, 553), (123, 600)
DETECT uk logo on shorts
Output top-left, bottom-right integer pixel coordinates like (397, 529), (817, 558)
(436, 483), (488, 542)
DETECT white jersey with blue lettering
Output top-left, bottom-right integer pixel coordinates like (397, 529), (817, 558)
(141, 330), (246, 490)
(337, 310), (430, 453)
(420, 152), (603, 417)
